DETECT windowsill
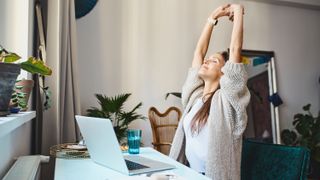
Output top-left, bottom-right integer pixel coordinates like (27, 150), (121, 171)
(0, 111), (36, 139)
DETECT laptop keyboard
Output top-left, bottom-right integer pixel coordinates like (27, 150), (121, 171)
(125, 159), (149, 170)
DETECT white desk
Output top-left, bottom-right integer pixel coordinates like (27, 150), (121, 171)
(54, 147), (210, 180)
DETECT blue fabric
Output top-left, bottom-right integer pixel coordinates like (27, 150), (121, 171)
(252, 56), (271, 66)
(241, 139), (310, 180)
(268, 93), (283, 107)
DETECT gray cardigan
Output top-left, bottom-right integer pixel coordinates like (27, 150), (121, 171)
(169, 61), (251, 180)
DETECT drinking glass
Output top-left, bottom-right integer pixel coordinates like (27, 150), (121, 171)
(127, 129), (142, 154)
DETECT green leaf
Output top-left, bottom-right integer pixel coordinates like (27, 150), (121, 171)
(120, 112), (145, 127)
(281, 129), (297, 145)
(114, 126), (127, 144)
(130, 102), (143, 114)
(17, 93), (26, 98)
(292, 114), (303, 126)
(19, 101), (27, 108)
(303, 104), (311, 111)
(314, 147), (320, 162)
(20, 57), (52, 76)
(315, 111), (320, 127)
(300, 137), (310, 147)
(95, 93), (131, 114)
(86, 108), (107, 118)
(3, 53), (21, 63)
(296, 121), (311, 137)
(15, 85), (24, 90)
(165, 92), (182, 100)
(313, 132), (320, 144)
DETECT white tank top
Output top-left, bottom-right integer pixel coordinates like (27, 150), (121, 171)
(183, 98), (209, 173)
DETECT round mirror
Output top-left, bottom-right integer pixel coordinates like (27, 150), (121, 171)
(75, 0), (98, 19)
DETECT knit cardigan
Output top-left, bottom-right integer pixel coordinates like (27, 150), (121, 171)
(169, 61), (251, 180)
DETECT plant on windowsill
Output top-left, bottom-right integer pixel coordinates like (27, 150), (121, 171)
(0, 45), (52, 115)
(281, 104), (320, 178)
(10, 84), (27, 113)
(86, 93), (146, 145)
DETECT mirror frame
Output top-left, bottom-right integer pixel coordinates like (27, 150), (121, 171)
(241, 49), (281, 144)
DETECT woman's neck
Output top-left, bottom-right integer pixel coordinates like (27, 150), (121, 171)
(203, 80), (219, 99)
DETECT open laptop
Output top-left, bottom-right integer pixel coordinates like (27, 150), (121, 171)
(75, 115), (175, 175)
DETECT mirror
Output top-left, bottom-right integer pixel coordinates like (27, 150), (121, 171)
(242, 50), (282, 144)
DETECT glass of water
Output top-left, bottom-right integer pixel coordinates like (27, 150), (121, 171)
(127, 129), (142, 154)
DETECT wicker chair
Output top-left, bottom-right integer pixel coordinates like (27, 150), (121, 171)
(148, 106), (181, 155)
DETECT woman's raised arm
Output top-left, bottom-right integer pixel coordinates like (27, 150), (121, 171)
(228, 4), (244, 63)
(192, 4), (231, 68)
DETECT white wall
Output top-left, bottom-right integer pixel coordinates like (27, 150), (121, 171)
(0, 122), (32, 178)
(77, 0), (320, 146)
(0, 0), (34, 80)
(0, 0), (34, 177)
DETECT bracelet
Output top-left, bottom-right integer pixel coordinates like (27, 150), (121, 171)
(207, 17), (218, 26)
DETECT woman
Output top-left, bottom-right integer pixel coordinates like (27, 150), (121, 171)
(169, 4), (250, 179)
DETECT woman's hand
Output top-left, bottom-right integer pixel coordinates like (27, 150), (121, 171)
(228, 4), (244, 22)
(211, 4), (231, 20)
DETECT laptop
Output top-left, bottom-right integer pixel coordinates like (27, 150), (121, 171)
(75, 115), (175, 175)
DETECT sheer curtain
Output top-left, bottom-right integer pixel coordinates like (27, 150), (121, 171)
(43, 0), (81, 155)
(37, 0), (81, 178)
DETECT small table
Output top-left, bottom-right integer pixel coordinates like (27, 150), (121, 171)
(54, 147), (210, 180)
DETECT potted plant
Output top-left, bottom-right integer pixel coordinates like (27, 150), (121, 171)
(13, 79), (35, 111)
(86, 93), (146, 144)
(10, 83), (27, 113)
(0, 45), (52, 116)
(281, 104), (320, 178)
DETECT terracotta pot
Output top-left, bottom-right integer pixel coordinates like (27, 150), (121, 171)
(14, 79), (34, 111)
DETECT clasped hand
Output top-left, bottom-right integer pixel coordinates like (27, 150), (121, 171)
(211, 4), (244, 22)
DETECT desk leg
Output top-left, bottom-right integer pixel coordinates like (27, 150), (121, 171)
(40, 155), (55, 180)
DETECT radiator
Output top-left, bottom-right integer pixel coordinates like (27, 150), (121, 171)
(3, 155), (49, 180)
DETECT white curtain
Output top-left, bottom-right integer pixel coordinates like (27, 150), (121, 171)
(43, 0), (81, 154)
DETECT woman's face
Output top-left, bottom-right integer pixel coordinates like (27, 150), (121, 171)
(198, 53), (225, 81)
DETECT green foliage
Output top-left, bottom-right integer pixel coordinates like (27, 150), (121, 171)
(1, 45), (53, 110)
(43, 86), (52, 110)
(20, 57), (52, 76)
(0, 52), (21, 63)
(86, 93), (146, 144)
(281, 104), (320, 162)
(165, 92), (182, 100)
(0, 46), (52, 76)
(11, 82), (27, 109)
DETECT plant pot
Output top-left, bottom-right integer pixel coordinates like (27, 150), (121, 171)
(9, 107), (21, 114)
(14, 79), (34, 111)
(0, 63), (21, 116)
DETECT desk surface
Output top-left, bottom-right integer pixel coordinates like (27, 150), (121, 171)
(54, 147), (209, 180)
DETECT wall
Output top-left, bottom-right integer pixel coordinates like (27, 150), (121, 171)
(0, 0), (34, 79)
(0, 0), (34, 177)
(76, 0), (320, 146)
(0, 122), (32, 178)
